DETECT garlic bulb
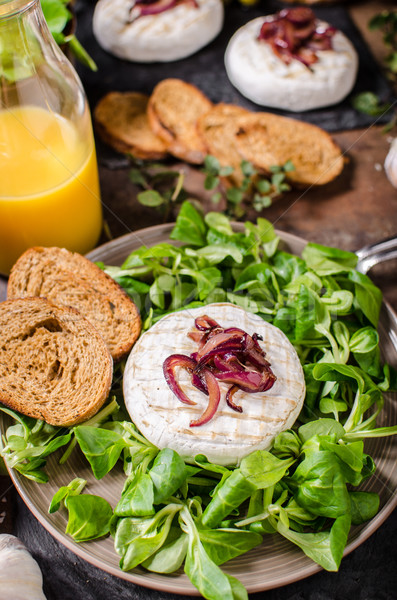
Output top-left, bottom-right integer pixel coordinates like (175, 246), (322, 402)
(0, 535), (47, 600)
(384, 137), (397, 188)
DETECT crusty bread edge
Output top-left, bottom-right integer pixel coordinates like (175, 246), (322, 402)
(0, 296), (114, 427)
(7, 246), (142, 362)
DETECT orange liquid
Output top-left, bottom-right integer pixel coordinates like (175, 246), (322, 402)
(0, 105), (103, 275)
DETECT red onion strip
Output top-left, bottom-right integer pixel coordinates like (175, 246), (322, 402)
(215, 370), (276, 393)
(190, 370), (221, 427)
(226, 384), (242, 413)
(163, 315), (276, 426)
(257, 7), (336, 67)
(129, 0), (198, 21)
(163, 354), (197, 405)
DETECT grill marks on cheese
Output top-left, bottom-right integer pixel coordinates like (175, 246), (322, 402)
(123, 303), (305, 465)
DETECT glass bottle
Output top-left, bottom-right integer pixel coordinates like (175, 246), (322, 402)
(0, 0), (103, 275)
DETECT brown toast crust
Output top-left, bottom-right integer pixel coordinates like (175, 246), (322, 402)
(94, 80), (344, 186)
(7, 247), (141, 362)
(147, 78), (213, 164)
(233, 112), (344, 186)
(94, 91), (168, 160)
(0, 297), (113, 426)
(197, 103), (252, 187)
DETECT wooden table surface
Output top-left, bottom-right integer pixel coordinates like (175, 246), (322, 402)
(1, 1), (397, 599)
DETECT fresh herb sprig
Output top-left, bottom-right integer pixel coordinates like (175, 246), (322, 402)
(131, 155), (294, 221)
(351, 10), (397, 130)
(129, 159), (190, 221)
(369, 10), (397, 79)
(202, 155), (294, 218)
(351, 91), (393, 117)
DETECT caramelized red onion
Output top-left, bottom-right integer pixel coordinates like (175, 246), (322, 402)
(163, 354), (197, 406)
(257, 7), (336, 67)
(163, 315), (276, 426)
(190, 370), (221, 427)
(129, 0), (198, 22)
(226, 384), (242, 413)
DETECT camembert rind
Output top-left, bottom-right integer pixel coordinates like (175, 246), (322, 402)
(123, 303), (305, 465)
(93, 0), (224, 63)
(224, 17), (359, 112)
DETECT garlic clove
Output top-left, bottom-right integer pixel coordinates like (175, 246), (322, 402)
(384, 137), (397, 188)
(0, 534), (47, 600)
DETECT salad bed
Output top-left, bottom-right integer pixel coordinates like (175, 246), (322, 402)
(1, 201), (397, 599)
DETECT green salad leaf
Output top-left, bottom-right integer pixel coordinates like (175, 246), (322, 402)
(2, 202), (397, 599)
(40, 0), (97, 70)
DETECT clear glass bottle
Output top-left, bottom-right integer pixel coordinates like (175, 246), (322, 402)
(0, 0), (103, 275)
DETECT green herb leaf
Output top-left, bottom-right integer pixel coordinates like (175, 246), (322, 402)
(170, 201), (207, 246)
(149, 448), (188, 504)
(276, 514), (350, 571)
(351, 92), (392, 116)
(65, 494), (113, 542)
(138, 190), (165, 207)
(74, 426), (128, 479)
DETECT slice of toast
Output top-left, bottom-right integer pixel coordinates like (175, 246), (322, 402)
(197, 102), (252, 187)
(234, 112), (344, 186)
(147, 78), (213, 164)
(94, 91), (169, 160)
(0, 297), (113, 426)
(7, 247), (141, 362)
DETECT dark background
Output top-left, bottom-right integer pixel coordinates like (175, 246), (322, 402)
(1, 1), (396, 598)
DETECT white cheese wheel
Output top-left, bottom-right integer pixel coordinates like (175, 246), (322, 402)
(93, 0), (224, 63)
(224, 17), (359, 112)
(123, 303), (305, 465)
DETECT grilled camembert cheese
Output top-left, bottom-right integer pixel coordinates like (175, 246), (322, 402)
(225, 16), (358, 112)
(93, 0), (224, 63)
(123, 303), (305, 465)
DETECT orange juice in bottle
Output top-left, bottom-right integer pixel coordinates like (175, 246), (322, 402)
(0, 0), (103, 275)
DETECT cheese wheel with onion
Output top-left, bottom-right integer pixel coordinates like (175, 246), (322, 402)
(93, 0), (224, 63)
(224, 16), (358, 112)
(123, 303), (305, 465)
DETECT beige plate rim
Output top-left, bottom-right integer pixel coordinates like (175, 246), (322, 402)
(3, 222), (397, 595)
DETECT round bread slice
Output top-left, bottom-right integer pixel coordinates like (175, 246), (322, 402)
(7, 247), (141, 362)
(147, 78), (213, 164)
(0, 297), (113, 426)
(197, 102), (252, 187)
(224, 16), (358, 112)
(93, 0), (224, 63)
(233, 112), (344, 186)
(94, 92), (168, 160)
(123, 303), (305, 466)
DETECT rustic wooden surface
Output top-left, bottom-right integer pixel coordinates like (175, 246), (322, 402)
(1, 1), (397, 599)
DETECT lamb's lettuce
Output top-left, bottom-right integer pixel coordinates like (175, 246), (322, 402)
(2, 201), (397, 599)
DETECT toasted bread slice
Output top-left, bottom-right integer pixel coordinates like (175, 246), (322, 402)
(198, 103), (252, 187)
(94, 91), (168, 160)
(234, 112), (344, 186)
(0, 297), (113, 426)
(7, 247), (141, 361)
(147, 79), (213, 164)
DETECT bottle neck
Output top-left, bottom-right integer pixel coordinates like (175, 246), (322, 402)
(0, 0), (37, 19)
(0, 0), (88, 125)
(0, 0), (63, 87)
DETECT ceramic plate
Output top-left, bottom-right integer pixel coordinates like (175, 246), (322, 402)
(2, 224), (397, 594)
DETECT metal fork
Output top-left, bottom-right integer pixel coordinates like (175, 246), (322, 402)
(356, 236), (397, 274)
